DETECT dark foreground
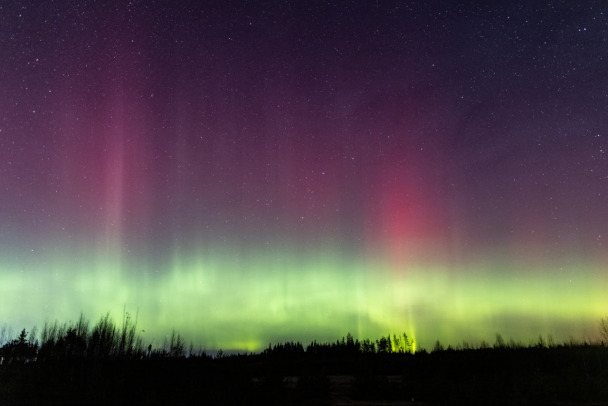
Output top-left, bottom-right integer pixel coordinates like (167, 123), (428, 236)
(1, 345), (607, 405)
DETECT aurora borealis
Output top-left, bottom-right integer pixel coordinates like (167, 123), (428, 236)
(1, 1), (607, 351)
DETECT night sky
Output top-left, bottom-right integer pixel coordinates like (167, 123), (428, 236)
(1, 1), (607, 350)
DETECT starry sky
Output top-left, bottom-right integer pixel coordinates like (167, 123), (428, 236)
(1, 1), (607, 350)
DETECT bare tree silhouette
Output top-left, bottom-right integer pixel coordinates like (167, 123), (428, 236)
(600, 317), (608, 344)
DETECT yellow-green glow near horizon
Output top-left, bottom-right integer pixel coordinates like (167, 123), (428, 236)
(1, 245), (606, 351)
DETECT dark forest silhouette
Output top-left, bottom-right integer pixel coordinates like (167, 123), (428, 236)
(1, 312), (608, 405)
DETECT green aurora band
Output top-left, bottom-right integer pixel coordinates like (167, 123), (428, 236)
(1, 243), (606, 351)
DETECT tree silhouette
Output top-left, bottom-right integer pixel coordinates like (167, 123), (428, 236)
(2, 329), (37, 363)
(168, 330), (185, 358)
(600, 317), (608, 344)
(376, 335), (392, 354)
(433, 340), (444, 352)
(88, 313), (117, 359)
(118, 310), (138, 358)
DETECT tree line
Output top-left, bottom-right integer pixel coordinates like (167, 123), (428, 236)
(2, 312), (608, 365)
(0, 311), (188, 364)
